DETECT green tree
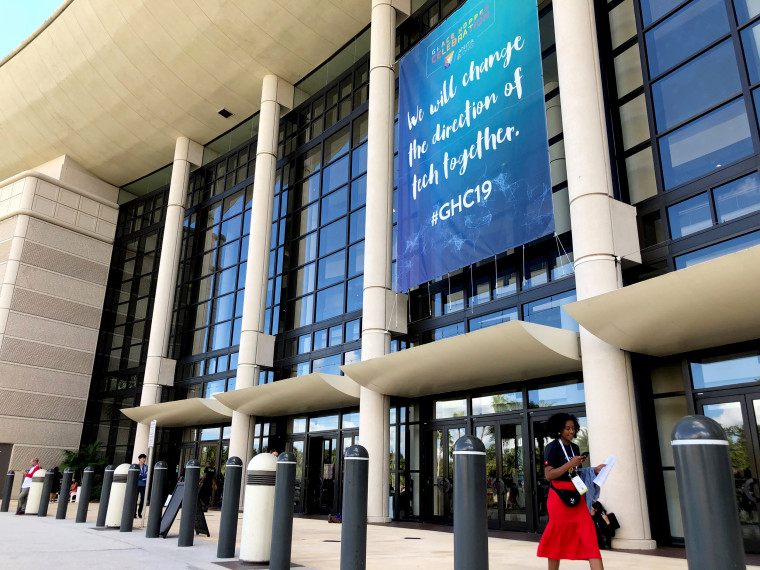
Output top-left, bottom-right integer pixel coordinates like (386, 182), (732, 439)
(60, 441), (108, 501)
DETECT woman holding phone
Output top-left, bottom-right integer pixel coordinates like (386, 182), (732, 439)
(537, 412), (606, 570)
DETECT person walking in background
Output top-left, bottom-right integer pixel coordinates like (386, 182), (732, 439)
(537, 413), (606, 570)
(49, 466), (61, 503)
(136, 453), (148, 518)
(198, 460), (216, 512)
(16, 458), (40, 515)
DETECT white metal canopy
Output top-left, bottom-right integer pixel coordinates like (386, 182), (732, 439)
(340, 320), (582, 397)
(213, 373), (360, 417)
(563, 244), (760, 357)
(121, 397), (232, 427)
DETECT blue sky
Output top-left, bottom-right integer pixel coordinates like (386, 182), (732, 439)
(0, 1), (64, 59)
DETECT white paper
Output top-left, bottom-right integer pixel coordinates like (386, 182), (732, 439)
(592, 455), (616, 487)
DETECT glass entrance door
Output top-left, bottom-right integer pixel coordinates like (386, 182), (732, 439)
(199, 443), (219, 507)
(473, 421), (526, 530)
(305, 434), (339, 515)
(698, 394), (760, 551)
(529, 412), (588, 531)
(428, 423), (466, 524)
(286, 438), (306, 514)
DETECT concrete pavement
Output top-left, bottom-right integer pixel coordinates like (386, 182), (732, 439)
(0, 500), (756, 569)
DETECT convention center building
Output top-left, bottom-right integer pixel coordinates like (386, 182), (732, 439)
(1, 0), (759, 552)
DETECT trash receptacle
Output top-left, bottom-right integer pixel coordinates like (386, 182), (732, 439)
(25, 469), (47, 515)
(240, 453), (277, 564)
(105, 463), (131, 528)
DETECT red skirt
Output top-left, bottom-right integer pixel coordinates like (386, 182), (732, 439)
(537, 481), (602, 561)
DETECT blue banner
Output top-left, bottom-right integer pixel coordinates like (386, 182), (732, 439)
(396, 0), (553, 292)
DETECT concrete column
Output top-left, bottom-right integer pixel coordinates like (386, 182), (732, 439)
(359, 0), (409, 524)
(229, 75), (294, 468)
(553, 1), (655, 549)
(132, 137), (203, 462)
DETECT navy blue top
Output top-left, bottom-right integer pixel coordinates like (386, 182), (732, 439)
(138, 464), (148, 487)
(544, 440), (580, 482)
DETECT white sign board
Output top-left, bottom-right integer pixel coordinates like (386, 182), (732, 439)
(148, 419), (157, 448)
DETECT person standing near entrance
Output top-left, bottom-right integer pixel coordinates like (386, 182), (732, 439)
(198, 460), (216, 512)
(16, 458), (40, 514)
(136, 453), (148, 518)
(537, 413), (606, 570)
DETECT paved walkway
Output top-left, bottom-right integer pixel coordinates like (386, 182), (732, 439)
(0, 500), (755, 569)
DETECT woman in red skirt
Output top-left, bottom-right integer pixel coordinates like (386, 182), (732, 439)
(537, 413), (606, 570)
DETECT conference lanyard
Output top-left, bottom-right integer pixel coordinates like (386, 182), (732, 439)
(559, 442), (576, 472)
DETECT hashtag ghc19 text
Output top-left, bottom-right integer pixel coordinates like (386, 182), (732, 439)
(431, 180), (492, 226)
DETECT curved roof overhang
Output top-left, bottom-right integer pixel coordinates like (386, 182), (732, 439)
(0, 0), (371, 186)
(214, 373), (360, 417)
(340, 321), (582, 398)
(121, 397), (233, 427)
(563, 244), (760, 357)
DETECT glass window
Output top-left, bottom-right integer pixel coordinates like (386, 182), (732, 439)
(626, 147), (658, 204)
(609, 0), (637, 50)
(528, 379), (585, 408)
(742, 20), (760, 84)
(329, 325), (343, 346)
(668, 193), (712, 238)
(524, 256), (548, 289)
(645, 0), (729, 78)
(714, 173), (760, 222)
(351, 175), (367, 209)
(494, 266), (517, 298)
(319, 218), (347, 256)
(472, 391), (523, 415)
(322, 157), (349, 194)
(290, 295), (314, 328)
(551, 250), (574, 280)
(318, 251), (346, 288)
(298, 334), (312, 354)
(310, 414), (340, 431)
(619, 95), (651, 150)
(324, 125), (350, 164)
(659, 99), (753, 190)
(346, 276), (363, 312)
(288, 417), (307, 433)
(344, 348), (361, 365)
(315, 284), (344, 322)
(321, 186), (348, 225)
(293, 263), (316, 296)
(735, 0), (760, 23)
(352, 143), (369, 178)
(294, 232), (318, 265)
(523, 290), (579, 332)
(342, 411), (360, 428)
(651, 41), (741, 132)
(614, 44), (644, 98)
(469, 308), (518, 330)
(640, 0), (689, 26)
(349, 208), (366, 244)
(205, 379), (226, 397)
(690, 350), (760, 389)
(434, 397), (467, 418)
(314, 328), (328, 350)
(345, 319), (361, 342)
(312, 354), (342, 375)
(675, 230), (760, 268)
(348, 242), (364, 277)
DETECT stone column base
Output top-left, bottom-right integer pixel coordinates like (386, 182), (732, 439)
(367, 515), (392, 524)
(611, 537), (658, 550)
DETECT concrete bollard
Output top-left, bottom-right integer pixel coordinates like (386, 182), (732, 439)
(240, 453), (277, 564)
(120, 463), (140, 532)
(1, 471), (15, 512)
(56, 469), (73, 520)
(672, 415), (746, 569)
(95, 465), (115, 527)
(146, 461), (168, 539)
(179, 459), (201, 547)
(453, 435), (489, 570)
(76, 466), (94, 523)
(270, 451), (297, 570)
(105, 463), (131, 527)
(25, 468), (46, 515)
(217, 456), (243, 559)
(340, 445), (369, 570)
(38, 468), (56, 517)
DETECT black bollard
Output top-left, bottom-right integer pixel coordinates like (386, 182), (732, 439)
(56, 469), (73, 519)
(120, 463), (140, 532)
(340, 445), (369, 570)
(76, 466), (95, 523)
(1, 471), (14, 512)
(95, 465), (115, 527)
(217, 456), (243, 558)
(672, 415), (746, 569)
(453, 435), (488, 570)
(146, 461), (168, 538)
(270, 452), (297, 570)
(38, 468), (56, 517)
(178, 459), (200, 547)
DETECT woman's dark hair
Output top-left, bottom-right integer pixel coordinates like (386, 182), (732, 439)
(548, 412), (580, 440)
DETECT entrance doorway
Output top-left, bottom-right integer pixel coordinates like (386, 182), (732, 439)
(426, 422), (466, 524)
(697, 393), (760, 551)
(306, 435), (338, 515)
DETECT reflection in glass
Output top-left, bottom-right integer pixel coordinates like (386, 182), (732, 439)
(690, 350), (760, 389)
(435, 398), (467, 418)
(315, 284), (344, 322)
(528, 379), (585, 408)
(469, 308), (518, 331)
(714, 173), (760, 223)
(651, 40), (740, 132)
(645, 0), (729, 78)
(675, 230), (760, 268)
(472, 392), (523, 415)
(523, 290), (579, 331)
(659, 100), (752, 190)
(668, 193), (712, 238)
